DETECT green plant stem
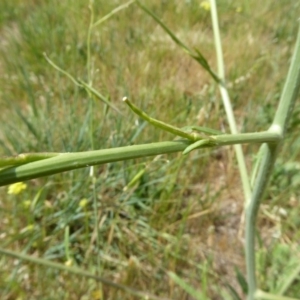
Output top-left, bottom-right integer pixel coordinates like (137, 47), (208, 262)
(0, 247), (169, 300)
(92, 0), (136, 28)
(87, 0), (94, 86)
(0, 131), (281, 186)
(255, 289), (300, 300)
(0, 141), (190, 186)
(214, 131), (280, 145)
(124, 98), (222, 137)
(44, 54), (123, 115)
(245, 143), (278, 299)
(80, 80), (123, 115)
(210, 0), (252, 205)
(0, 153), (58, 168)
(123, 97), (202, 141)
(245, 24), (300, 300)
(43, 53), (80, 87)
(272, 32), (300, 133)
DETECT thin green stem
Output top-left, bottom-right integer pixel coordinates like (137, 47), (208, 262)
(43, 53), (81, 87)
(0, 247), (169, 300)
(183, 131), (281, 154)
(80, 80), (123, 115)
(182, 139), (211, 155)
(210, 1), (224, 79)
(210, 0), (252, 206)
(92, 0), (136, 28)
(245, 143), (278, 299)
(255, 289), (300, 300)
(0, 141), (191, 186)
(0, 131), (282, 187)
(136, 0), (220, 83)
(272, 27), (300, 134)
(245, 24), (300, 300)
(123, 97), (202, 141)
(87, 1), (94, 86)
(214, 131), (281, 145)
(44, 54), (122, 114)
(0, 153), (58, 168)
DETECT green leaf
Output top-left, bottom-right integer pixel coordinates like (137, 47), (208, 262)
(225, 283), (243, 300)
(168, 271), (204, 300)
(234, 266), (248, 295)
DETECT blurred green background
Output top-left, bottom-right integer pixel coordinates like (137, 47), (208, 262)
(0, 0), (300, 299)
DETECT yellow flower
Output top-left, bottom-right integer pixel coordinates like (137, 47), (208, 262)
(200, 1), (210, 11)
(79, 198), (88, 208)
(8, 182), (27, 195)
(91, 289), (102, 300)
(64, 259), (73, 267)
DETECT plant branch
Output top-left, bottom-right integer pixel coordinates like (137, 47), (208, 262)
(0, 141), (191, 186)
(245, 23), (300, 299)
(210, 0), (252, 205)
(93, 0), (136, 28)
(123, 97), (203, 141)
(0, 130), (281, 186)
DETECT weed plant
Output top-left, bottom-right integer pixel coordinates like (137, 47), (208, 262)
(0, 1), (300, 299)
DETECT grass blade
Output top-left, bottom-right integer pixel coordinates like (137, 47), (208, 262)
(79, 80), (123, 115)
(136, 0), (220, 83)
(168, 271), (204, 300)
(44, 53), (123, 115)
(277, 262), (300, 295)
(93, 0), (136, 28)
(0, 247), (170, 300)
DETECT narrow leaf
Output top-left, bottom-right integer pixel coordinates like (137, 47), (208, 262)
(79, 80), (124, 115)
(15, 108), (40, 140)
(93, 0), (136, 28)
(225, 283), (243, 300)
(234, 266), (248, 294)
(137, 1), (220, 83)
(168, 272), (203, 300)
(123, 97), (200, 141)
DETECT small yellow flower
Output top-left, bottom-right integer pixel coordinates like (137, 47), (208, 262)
(79, 198), (88, 208)
(8, 182), (27, 195)
(65, 259), (73, 267)
(23, 200), (31, 208)
(91, 289), (103, 300)
(200, 1), (210, 11)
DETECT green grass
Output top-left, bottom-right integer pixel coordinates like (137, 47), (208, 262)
(0, 0), (300, 299)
